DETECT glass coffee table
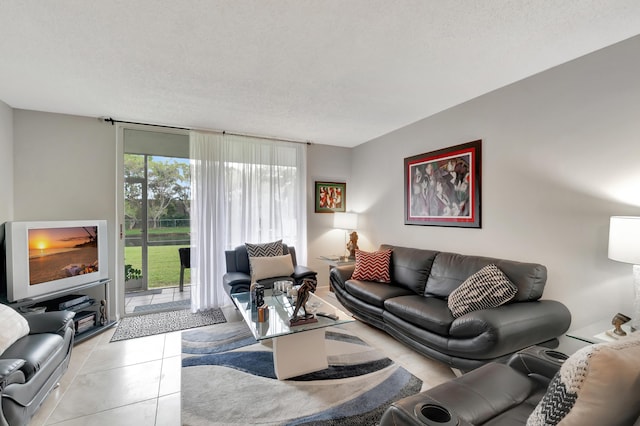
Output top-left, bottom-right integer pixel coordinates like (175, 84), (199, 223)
(231, 289), (353, 380)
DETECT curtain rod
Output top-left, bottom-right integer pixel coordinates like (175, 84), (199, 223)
(100, 117), (312, 145)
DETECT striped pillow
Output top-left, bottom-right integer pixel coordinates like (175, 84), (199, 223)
(245, 240), (284, 258)
(351, 249), (392, 283)
(447, 264), (517, 318)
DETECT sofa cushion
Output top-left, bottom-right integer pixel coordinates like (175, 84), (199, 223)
(351, 249), (392, 282)
(0, 304), (30, 354)
(425, 252), (547, 302)
(345, 280), (414, 309)
(447, 264), (518, 318)
(380, 245), (438, 295)
(527, 334), (640, 426)
(245, 239), (284, 258)
(385, 295), (454, 336)
(249, 254), (294, 281)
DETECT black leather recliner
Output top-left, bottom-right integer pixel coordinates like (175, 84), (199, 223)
(0, 310), (75, 426)
(222, 244), (317, 299)
(380, 339), (640, 426)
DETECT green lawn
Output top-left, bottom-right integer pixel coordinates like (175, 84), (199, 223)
(124, 245), (190, 289)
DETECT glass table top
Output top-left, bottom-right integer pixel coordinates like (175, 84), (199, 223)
(231, 289), (353, 341)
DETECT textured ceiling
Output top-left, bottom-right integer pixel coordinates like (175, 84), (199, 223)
(1, 1), (640, 147)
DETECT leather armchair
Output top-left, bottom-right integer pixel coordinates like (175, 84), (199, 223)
(381, 340), (640, 426)
(0, 310), (75, 426)
(222, 244), (317, 298)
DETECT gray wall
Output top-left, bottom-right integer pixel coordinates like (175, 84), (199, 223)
(12, 110), (118, 317)
(306, 143), (353, 287)
(350, 35), (640, 328)
(0, 100), (13, 224)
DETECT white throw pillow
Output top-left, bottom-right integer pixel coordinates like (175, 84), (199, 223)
(0, 304), (30, 353)
(249, 254), (295, 281)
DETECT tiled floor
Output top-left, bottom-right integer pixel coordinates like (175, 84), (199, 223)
(125, 286), (192, 314)
(30, 287), (455, 425)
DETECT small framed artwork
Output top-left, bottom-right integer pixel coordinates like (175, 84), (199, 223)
(404, 140), (481, 228)
(315, 181), (346, 213)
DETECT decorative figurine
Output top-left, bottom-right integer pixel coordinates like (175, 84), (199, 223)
(346, 231), (359, 259)
(611, 312), (631, 336)
(290, 278), (318, 325)
(255, 284), (265, 307)
(99, 299), (107, 326)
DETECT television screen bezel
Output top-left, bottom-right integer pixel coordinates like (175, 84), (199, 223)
(5, 220), (108, 302)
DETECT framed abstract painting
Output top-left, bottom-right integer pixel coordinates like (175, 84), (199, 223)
(404, 140), (482, 228)
(315, 181), (346, 213)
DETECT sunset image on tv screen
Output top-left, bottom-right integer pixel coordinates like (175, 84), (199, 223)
(28, 226), (99, 285)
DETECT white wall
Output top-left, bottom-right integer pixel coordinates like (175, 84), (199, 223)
(306, 143), (353, 288)
(0, 100), (13, 224)
(350, 35), (640, 329)
(12, 110), (118, 318)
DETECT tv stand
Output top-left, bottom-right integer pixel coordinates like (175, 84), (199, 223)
(5, 279), (115, 344)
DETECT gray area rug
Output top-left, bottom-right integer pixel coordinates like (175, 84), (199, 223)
(133, 299), (191, 313)
(110, 308), (226, 342)
(181, 322), (422, 425)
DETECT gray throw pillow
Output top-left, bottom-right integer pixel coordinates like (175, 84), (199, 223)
(447, 264), (517, 318)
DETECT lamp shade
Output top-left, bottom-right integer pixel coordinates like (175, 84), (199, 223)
(333, 212), (358, 230)
(608, 216), (640, 264)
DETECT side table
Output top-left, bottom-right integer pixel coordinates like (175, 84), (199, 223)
(318, 256), (356, 292)
(566, 318), (635, 344)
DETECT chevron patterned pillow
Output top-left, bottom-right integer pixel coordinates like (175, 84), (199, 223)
(245, 240), (284, 258)
(447, 264), (517, 318)
(527, 334), (640, 426)
(351, 249), (392, 283)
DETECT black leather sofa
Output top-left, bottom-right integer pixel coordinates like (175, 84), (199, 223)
(0, 310), (75, 426)
(223, 244), (317, 298)
(330, 244), (571, 371)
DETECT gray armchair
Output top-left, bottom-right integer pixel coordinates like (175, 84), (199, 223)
(0, 310), (75, 426)
(222, 244), (317, 299)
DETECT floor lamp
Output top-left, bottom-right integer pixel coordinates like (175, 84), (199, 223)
(333, 212), (358, 260)
(608, 216), (640, 332)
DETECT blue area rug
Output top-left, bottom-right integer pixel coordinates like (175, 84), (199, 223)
(181, 321), (422, 425)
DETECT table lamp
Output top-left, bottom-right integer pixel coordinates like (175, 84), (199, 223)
(608, 216), (640, 331)
(333, 212), (358, 259)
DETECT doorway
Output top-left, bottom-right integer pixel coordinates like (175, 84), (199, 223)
(122, 129), (190, 314)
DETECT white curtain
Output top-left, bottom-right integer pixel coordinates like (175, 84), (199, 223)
(189, 131), (307, 312)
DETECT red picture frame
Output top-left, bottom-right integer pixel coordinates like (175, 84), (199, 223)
(404, 140), (481, 228)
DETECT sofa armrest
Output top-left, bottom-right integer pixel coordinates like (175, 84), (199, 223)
(292, 265), (317, 280)
(507, 345), (566, 381)
(329, 265), (356, 291)
(0, 359), (26, 389)
(449, 300), (571, 358)
(26, 310), (75, 336)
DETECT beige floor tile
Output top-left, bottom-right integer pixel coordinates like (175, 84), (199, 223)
(163, 331), (183, 358)
(47, 360), (162, 423)
(46, 398), (158, 426)
(159, 356), (181, 396)
(79, 333), (165, 374)
(155, 392), (181, 426)
(150, 295), (175, 303)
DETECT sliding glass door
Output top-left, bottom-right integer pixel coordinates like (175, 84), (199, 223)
(122, 129), (190, 313)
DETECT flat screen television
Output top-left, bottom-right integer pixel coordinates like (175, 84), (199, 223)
(4, 220), (108, 302)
